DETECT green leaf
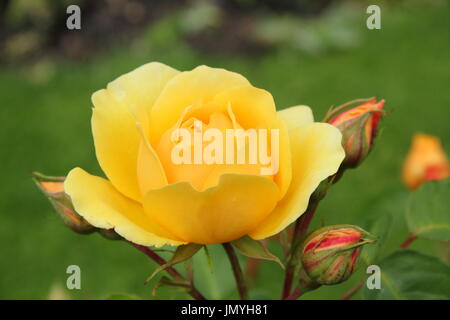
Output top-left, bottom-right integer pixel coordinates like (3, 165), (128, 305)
(361, 212), (393, 265)
(184, 258), (194, 283)
(406, 180), (450, 241)
(363, 250), (450, 300)
(203, 246), (214, 273)
(146, 244), (202, 283)
(193, 244), (235, 299)
(106, 293), (142, 300)
(231, 236), (284, 269)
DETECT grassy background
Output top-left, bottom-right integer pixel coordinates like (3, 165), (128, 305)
(0, 3), (449, 299)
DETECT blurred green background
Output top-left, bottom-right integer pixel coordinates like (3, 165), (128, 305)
(0, 0), (449, 299)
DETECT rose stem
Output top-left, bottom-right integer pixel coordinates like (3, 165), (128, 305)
(131, 242), (183, 279)
(284, 287), (304, 300)
(188, 286), (207, 301)
(281, 201), (319, 299)
(130, 242), (206, 300)
(399, 233), (417, 249)
(223, 242), (248, 300)
(339, 279), (365, 300)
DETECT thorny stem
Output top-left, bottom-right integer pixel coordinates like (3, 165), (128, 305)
(281, 201), (319, 299)
(340, 279), (365, 300)
(131, 242), (206, 300)
(223, 243), (248, 300)
(399, 233), (417, 249)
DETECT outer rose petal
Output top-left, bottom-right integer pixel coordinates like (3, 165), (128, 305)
(142, 174), (279, 244)
(278, 105), (314, 130)
(249, 123), (345, 240)
(92, 62), (178, 202)
(149, 65), (250, 145)
(65, 167), (184, 247)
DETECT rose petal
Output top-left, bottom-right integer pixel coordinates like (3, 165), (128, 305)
(250, 123), (345, 239)
(278, 105), (314, 130)
(150, 65), (250, 145)
(142, 174), (279, 244)
(212, 85), (292, 198)
(92, 62), (178, 201)
(65, 167), (184, 247)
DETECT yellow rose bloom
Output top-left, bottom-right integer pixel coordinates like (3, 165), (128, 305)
(64, 62), (344, 246)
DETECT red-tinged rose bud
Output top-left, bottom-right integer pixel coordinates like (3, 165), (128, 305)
(325, 97), (385, 169)
(300, 224), (375, 285)
(32, 171), (96, 234)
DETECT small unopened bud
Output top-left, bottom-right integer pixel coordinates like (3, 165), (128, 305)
(32, 171), (96, 234)
(402, 134), (450, 190)
(300, 224), (375, 285)
(326, 98), (385, 169)
(98, 228), (123, 240)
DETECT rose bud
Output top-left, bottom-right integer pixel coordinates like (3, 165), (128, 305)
(402, 134), (450, 190)
(32, 172), (96, 234)
(300, 224), (375, 285)
(326, 98), (384, 169)
(98, 228), (123, 240)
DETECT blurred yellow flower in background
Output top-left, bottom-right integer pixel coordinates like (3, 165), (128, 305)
(402, 133), (450, 190)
